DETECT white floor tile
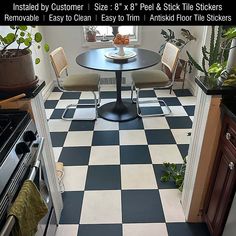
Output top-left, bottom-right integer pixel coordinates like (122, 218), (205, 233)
(138, 98), (160, 107)
(122, 90), (132, 98)
(163, 106), (188, 116)
(119, 130), (147, 145)
(56, 100), (79, 109)
(121, 164), (158, 189)
(142, 117), (169, 130)
(63, 166), (87, 191)
(149, 145), (184, 164)
(123, 223), (168, 236)
(73, 108), (96, 120)
(64, 131), (93, 147)
(178, 96), (196, 106)
(159, 189), (186, 222)
(190, 116), (194, 122)
(171, 129), (192, 144)
(56, 224), (79, 236)
(80, 190), (122, 224)
(45, 109), (54, 120)
(53, 147), (62, 162)
(47, 92), (63, 100)
(155, 89), (175, 97)
(100, 99), (116, 106)
(79, 91), (99, 99)
(48, 119), (71, 132)
(89, 146), (120, 165)
(94, 118), (119, 131)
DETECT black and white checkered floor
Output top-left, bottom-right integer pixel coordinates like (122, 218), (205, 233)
(45, 85), (210, 236)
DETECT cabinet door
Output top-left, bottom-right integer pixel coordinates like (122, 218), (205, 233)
(205, 145), (236, 236)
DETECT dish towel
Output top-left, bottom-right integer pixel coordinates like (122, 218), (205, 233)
(7, 180), (48, 236)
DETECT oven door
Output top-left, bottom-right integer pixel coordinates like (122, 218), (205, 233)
(0, 137), (50, 236)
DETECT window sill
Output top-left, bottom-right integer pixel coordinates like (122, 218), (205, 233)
(82, 39), (141, 49)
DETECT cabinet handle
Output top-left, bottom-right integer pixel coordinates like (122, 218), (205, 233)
(229, 162), (234, 170)
(226, 132), (231, 140)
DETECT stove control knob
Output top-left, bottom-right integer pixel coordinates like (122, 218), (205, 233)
(15, 142), (30, 155)
(23, 131), (37, 142)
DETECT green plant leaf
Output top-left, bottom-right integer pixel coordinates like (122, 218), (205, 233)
(5, 33), (15, 44)
(18, 37), (24, 43)
(34, 32), (42, 43)
(224, 27), (236, 40)
(20, 32), (25, 37)
(44, 43), (50, 52)
(35, 58), (40, 64)
(187, 51), (204, 72)
(24, 38), (31, 47)
(19, 26), (27, 31)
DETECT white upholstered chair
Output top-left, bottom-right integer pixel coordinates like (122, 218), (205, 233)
(50, 47), (100, 120)
(131, 42), (180, 117)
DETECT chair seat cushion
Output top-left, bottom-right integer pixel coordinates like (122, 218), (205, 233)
(63, 73), (100, 91)
(131, 70), (171, 89)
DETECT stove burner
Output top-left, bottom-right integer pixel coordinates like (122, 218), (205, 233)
(0, 110), (31, 164)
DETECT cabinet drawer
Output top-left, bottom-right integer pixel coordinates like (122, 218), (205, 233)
(223, 117), (236, 151)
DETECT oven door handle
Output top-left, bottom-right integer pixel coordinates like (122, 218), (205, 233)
(28, 137), (44, 181)
(0, 137), (44, 236)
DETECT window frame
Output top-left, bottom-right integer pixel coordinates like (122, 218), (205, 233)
(81, 26), (142, 48)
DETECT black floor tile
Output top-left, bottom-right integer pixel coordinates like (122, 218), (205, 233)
(145, 130), (176, 144)
(153, 164), (182, 189)
(85, 165), (121, 190)
(174, 89), (193, 97)
(69, 120), (95, 131)
(59, 147), (90, 166)
(60, 92), (81, 99)
(92, 131), (119, 146)
(50, 109), (75, 119)
(166, 222), (210, 236)
(120, 145), (152, 164)
(60, 191), (84, 224)
(52, 87), (61, 92)
(139, 90), (156, 98)
(44, 100), (58, 109)
(158, 97), (182, 106)
(184, 106), (195, 116)
(101, 91), (117, 99)
(50, 132), (67, 147)
(119, 118), (144, 130)
(122, 190), (165, 223)
(166, 116), (193, 129)
(78, 224), (122, 236)
(140, 106), (164, 116)
(177, 144), (189, 159)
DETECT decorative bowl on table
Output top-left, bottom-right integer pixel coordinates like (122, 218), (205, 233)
(113, 34), (129, 56)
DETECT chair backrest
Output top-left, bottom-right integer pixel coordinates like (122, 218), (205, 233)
(49, 47), (68, 78)
(161, 42), (180, 80)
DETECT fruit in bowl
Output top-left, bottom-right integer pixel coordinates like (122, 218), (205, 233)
(113, 34), (130, 45)
(113, 34), (130, 56)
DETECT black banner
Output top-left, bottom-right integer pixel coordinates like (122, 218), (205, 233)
(0, 0), (235, 25)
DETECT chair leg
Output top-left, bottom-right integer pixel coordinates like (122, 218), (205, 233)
(62, 91), (98, 121)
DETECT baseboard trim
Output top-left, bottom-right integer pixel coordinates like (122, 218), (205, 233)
(42, 80), (55, 100)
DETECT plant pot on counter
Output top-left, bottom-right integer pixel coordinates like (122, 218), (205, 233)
(86, 32), (97, 42)
(0, 49), (38, 93)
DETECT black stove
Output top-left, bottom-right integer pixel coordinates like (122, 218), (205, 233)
(0, 110), (31, 165)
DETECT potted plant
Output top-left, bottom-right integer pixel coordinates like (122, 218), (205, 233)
(0, 25), (49, 93)
(187, 26), (236, 87)
(159, 28), (197, 84)
(84, 26), (100, 42)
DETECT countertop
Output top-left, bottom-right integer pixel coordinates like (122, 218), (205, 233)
(221, 97), (236, 123)
(0, 80), (45, 100)
(195, 76), (236, 96)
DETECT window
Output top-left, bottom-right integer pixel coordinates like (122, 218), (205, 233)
(83, 26), (140, 45)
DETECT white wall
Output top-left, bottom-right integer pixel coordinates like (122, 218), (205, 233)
(43, 25), (206, 93)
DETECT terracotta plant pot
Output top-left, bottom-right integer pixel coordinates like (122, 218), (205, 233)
(0, 49), (38, 93)
(86, 32), (97, 42)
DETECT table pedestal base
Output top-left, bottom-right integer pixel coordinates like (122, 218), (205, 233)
(98, 101), (137, 122)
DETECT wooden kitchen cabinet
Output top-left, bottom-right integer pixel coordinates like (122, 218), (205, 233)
(204, 114), (236, 236)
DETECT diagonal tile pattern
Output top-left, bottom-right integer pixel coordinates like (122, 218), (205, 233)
(45, 86), (209, 236)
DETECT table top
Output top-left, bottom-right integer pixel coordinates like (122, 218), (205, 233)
(76, 48), (161, 72)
